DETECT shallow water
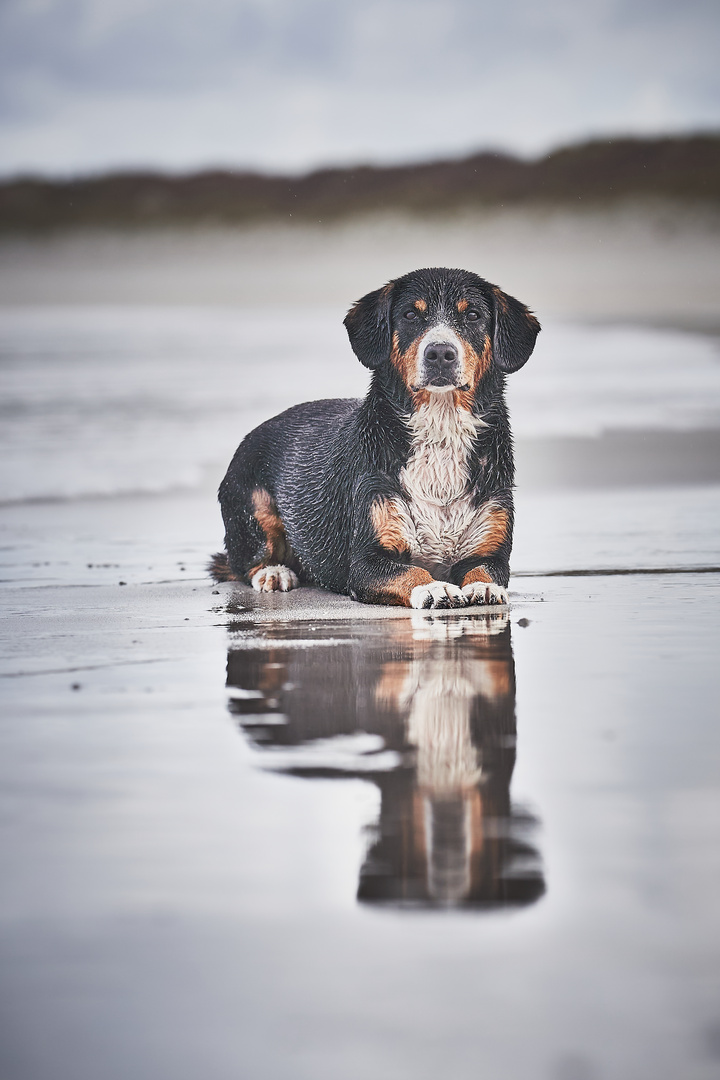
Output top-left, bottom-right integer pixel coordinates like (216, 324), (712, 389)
(1, 306), (719, 502)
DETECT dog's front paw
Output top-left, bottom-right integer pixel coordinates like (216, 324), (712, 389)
(462, 581), (508, 606)
(410, 582), (468, 610)
(251, 565), (299, 593)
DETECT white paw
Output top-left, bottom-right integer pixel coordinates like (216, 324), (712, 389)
(410, 581), (468, 610)
(251, 565), (299, 593)
(462, 581), (508, 606)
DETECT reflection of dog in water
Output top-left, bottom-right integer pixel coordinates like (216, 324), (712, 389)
(227, 614), (544, 909)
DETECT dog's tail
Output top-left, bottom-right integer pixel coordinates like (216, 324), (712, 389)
(207, 551), (237, 582)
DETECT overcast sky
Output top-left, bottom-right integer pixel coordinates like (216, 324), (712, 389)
(0, 0), (718, 178)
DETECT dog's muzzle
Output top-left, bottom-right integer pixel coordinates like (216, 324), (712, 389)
(418, 341), (468, 390)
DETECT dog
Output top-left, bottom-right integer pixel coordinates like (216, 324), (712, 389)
(210, 267), (540, 609)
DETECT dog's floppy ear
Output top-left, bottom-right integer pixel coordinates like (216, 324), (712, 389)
(491, 286), (541, 373)
(344, 281), (394, 369)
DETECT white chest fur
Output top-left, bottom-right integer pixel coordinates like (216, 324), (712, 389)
(398, 394), (492, 576)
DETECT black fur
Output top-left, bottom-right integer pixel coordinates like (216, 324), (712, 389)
(214, 267), (540, 606)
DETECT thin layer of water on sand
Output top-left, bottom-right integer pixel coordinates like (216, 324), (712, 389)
(1, 306), (719, 502)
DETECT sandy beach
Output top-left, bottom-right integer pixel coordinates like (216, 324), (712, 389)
(1, 212), (720, 1078)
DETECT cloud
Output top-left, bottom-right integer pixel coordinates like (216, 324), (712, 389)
(0, 0), (718, 175)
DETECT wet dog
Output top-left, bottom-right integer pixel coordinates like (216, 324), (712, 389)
(210, 267), (540, 608)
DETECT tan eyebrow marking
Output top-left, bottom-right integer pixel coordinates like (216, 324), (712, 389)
(414, 299), (427, 312)
(457, 299), (469, 312)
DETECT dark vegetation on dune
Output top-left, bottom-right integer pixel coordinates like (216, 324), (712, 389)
(1, 134), (719, 232)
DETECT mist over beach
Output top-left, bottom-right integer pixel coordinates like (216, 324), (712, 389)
(1, 1), (720, 1078)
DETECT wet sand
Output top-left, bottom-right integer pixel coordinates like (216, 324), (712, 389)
(1, 480), (720, 1079)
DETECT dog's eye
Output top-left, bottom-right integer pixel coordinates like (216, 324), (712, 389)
(466, 309), (480, 321)
(403, 309), (418, 321)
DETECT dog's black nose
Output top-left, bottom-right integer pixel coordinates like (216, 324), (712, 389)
(423, 342), (458, 365)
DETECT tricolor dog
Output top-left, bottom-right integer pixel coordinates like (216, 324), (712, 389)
(211, 267), (539, 609)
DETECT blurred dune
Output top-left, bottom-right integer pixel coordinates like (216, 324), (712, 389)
(2, 135), (719, 230)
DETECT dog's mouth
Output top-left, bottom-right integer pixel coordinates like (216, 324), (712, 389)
(410, 379), (471, 392)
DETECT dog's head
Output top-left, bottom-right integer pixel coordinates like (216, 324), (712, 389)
(344, 268), (540, 400)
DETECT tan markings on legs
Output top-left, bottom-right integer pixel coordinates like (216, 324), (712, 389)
(478, 502), (509, 554)
(461, 564), (508, 606)
(461, 566), (493, 588)
(251, 488), (292, 566)
(459, 504), (510, 605)
(364, 566), (434, 607)
(462, 503), (510, 562)
(370, 497), (412, 555)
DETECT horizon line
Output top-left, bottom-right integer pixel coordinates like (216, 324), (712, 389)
(2, 127), (719, 188)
